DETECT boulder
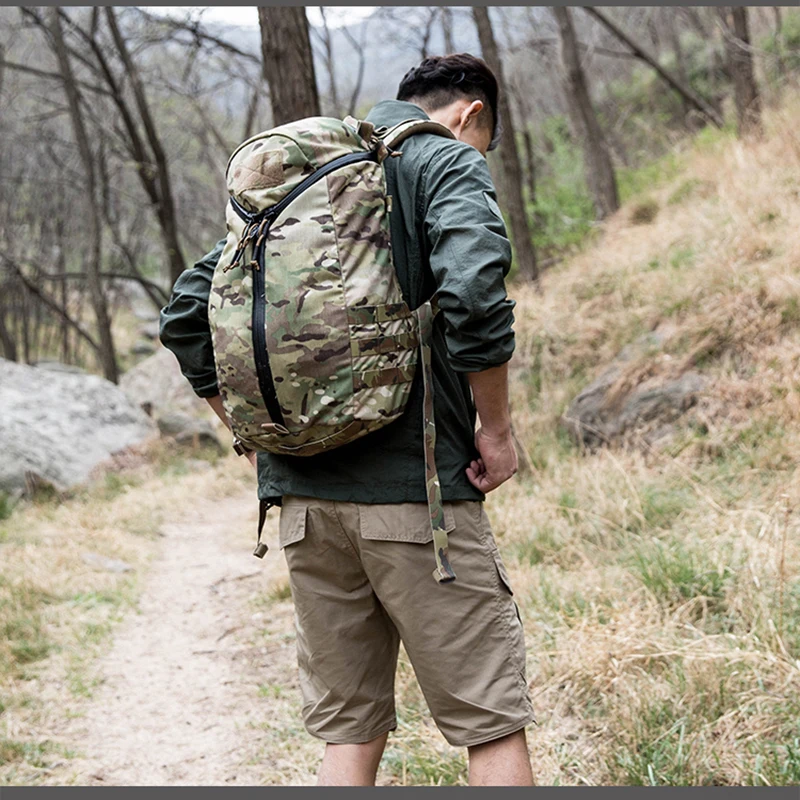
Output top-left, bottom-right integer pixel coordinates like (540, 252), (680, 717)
(34, 361), (86, 375)
(562, 331), (707, 448)
(119, 348), (209, 419)
(138, 321), (161, 341)
(131, 340), (156, 357)
(157, 412), (223, 452)
(0, 359), (156, 493)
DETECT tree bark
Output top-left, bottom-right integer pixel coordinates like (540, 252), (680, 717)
(48, 9), (117, 381)
(105, 8), (186, 286)
(718, 7), (763, 137)
(472, 6), (538, 283)
(584, 7), (724, 129)
(242, 84), (261, 141)
(664, 8), (692, 124)
(773, 7), (786, 79)
(522, 129), (537, 207)
(440, 7), (456, 54)
(553, 7), (619, 221)
(342, 22), (369, 117)
(318, 7), (341, 116)
(258, 7), (320, 126)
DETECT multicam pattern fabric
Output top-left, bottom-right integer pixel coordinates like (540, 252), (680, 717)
(208, 114), (456, 580)
(416, 301), (456, 583)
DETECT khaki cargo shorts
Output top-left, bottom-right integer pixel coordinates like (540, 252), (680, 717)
(278, 495), (535, 748)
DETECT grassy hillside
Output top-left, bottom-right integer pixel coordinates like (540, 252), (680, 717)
(499, 94), (800, 785)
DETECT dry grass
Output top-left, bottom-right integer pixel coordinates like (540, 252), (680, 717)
(0, 441), (254, 782)
(498, 97), (800, 785)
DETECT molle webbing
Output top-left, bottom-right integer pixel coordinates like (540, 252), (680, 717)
(415, 301), (455, 584)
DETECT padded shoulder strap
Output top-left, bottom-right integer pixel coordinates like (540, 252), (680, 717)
(380, 118), (455, 150)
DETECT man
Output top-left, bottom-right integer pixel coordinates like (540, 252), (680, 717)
(160, 53), (535, 786)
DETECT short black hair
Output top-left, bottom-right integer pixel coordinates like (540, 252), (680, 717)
(396, 54), (502, 150)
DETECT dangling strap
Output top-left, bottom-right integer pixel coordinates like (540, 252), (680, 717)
(415, 301), (456, 584)
(253, 499), (273, 559)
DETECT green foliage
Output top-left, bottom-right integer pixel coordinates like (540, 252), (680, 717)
(668, 178), (703, 206)
(748, 739), (800, 786)
(761, 10), (800, 81)
(630, 540), (732, 616)
(528, 116), (596, 255)
(0, 493), (15, 522)
(618, 153), (682, 204)
(0, 582), (58, 677)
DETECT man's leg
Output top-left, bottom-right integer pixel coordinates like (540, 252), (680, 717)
(468, 729), (534, 786)
(317, 733), (389, 786)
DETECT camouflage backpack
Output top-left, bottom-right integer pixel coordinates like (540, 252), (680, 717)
(209, 115), (458, 583)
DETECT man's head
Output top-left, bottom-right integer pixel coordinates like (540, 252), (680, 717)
(396, 53), (501, 156)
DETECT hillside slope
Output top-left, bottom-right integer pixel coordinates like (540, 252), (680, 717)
(500, 97), (800, 784)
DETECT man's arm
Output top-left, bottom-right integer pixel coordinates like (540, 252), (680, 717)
(466, 364), (517, 493)
(423, 143), (518, 493)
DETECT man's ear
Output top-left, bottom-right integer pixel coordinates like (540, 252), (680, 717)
(460, 99), (484, 130)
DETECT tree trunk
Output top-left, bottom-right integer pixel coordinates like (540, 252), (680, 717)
(719, 7), (763, 137)
(472, 6), (538, 282)
(553, 7), (619, 221)
(664, 8), (693, 124)
(258, 7), (320, 126)
(242, 84), (261, 141)
(105, 8), (186, 286)
(0, 301), (17, 362)
(522, 130), (536, 207)
(441, 7), (456, 54)
(49, 9), (117, 382)
(773, 7), (786, 79)
(584, 7), (724, 129)
(318, 7), (341, 116)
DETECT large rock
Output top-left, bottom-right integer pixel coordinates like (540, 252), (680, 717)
(562, 332), (707, 448)
(0, 359), (156, 492)
(157, 411), (223, 452)
(119, 347), (209, 418)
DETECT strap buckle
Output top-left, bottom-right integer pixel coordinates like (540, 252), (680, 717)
(232, 437), (253, 457)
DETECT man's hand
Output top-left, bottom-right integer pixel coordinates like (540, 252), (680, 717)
(467, 427), (518, 493)
(466, 363), (517, 494)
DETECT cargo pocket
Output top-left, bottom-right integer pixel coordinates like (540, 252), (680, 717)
(491, 545), (529, 692)
(278, 501), (308, 549)
(358, 502), (456, 544)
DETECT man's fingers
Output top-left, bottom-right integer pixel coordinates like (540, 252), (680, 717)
(466, 467), (516, 494)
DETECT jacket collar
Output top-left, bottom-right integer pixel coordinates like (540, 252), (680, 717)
(365, 100), (430, 128)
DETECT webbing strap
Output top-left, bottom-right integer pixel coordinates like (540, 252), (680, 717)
(253, 499), (272, 559)
(380, 119), (455, 151)
(415, 301), (456, 584)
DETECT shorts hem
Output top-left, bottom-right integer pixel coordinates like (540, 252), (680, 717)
(306, 717), (398, 745)
(445, 713), (537, 749)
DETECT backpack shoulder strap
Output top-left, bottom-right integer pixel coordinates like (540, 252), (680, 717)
(379, 118), (455, 150)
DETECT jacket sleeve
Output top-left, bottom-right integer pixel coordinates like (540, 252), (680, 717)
(158, 239), (225, 398)
(422, 142), (516, 373)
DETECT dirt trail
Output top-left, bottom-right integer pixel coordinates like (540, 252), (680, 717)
(48, 489), (309, 786)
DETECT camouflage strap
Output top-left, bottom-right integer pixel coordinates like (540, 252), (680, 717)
(415, 301), (456, 584)
(380, 119), (455, 151)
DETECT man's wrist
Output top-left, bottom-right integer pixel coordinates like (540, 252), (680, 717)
(479, 421), (513, 439)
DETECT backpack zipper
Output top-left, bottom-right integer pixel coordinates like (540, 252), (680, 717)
(232, 150), (379, 429)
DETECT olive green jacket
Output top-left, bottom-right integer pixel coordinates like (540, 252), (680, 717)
(160, 100), (515, 505)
